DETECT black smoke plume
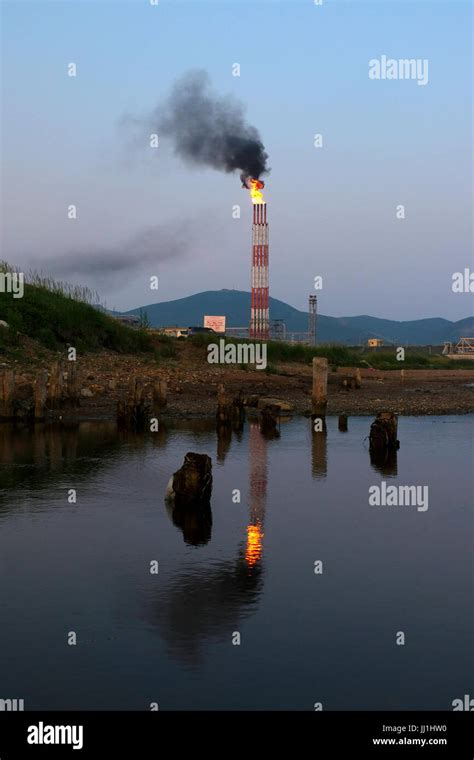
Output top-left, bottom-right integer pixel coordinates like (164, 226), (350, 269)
(155, 70), (269, 181)
(31, 220), (203, 285)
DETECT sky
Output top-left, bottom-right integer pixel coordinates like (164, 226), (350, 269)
(1, 0), (472, 320)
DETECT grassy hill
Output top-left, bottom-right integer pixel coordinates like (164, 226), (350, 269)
(0, 268), (472, 371)
(125, 289), (474, 345)
(0, 266), (152, 353)
(1, 261), (472, 359)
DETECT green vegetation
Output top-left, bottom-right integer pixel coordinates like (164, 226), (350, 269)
(138, 308), (151, 329)
(264, 362), (279, 375)
(153, 333), (177, 360)
(0, 263), (152, 353)
(267, 342), (352, 365)
(188, 333), (472, 369)
(1, 261), (470, 368)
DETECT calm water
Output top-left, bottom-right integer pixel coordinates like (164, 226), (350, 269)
(0, 416), (472, 710)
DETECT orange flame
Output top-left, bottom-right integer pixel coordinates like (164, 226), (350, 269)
(245, 523), (264, 566)
(249, 178), (265, 205)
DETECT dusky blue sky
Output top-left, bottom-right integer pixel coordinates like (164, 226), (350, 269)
(1, 0), (472, 319)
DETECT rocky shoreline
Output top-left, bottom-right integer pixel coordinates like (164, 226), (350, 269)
(41, 365), (474, 421)
(2, 346), (473, 422)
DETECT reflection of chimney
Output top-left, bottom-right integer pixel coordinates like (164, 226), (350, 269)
(250, 203), (269, 339)
(246, 421), (268, 566)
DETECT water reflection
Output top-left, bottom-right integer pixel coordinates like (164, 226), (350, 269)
(144, 553), (264, 666)
(370, 446), (398, 477)
(153, 418), (268, 663)
(0, 422), (121, 502)
(246, 420), (267, 565)
(0, 416), (471, 708)
(311, 423), (328, 479)
(165, 499), (213, 546)
(216, 424), (232, 463)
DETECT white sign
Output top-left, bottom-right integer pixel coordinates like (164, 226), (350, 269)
(204, 315), (226, 333)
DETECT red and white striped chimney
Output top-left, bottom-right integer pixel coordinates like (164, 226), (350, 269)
(250, 202), (269, 339)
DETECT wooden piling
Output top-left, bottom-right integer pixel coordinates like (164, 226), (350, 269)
(311, 357), (328, 418)
(338, 414), (348, 432)
(216, 384), (232, 427)
(48, 362), (64, 411)
(153, 379), (167, 412)
(133, 377), (144, 406)
(0, 370), (15, 419)
(117, 376), (148, 430)
(34, 370), (48, 420)
(354, 368), (362, 389)
(66, 362), (80, 407)
(216, 384), (246, 429)
(369, 412), (399, 451)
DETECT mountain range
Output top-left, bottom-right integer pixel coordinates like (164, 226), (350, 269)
(121, 289), (473, 345)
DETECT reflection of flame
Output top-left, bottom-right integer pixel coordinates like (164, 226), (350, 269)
(245, 523), (264, 566)
(249, 178), (265, 205)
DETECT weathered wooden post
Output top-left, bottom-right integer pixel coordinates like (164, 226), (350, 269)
(312, 357), (328, 418)
(34, 370), (48, 420)
(134, 377), (145, 406)
(48, 361), (64, 411)
(369, 412), (399, 451)
(400, 369), (405, 385)
(165, 453), (213, 546)
(312, 358), (328, 478)
(125, 376), (136, 406)
(117, 376), (147, 430)
(0, 370), (15, 419)
(66, 362), (80, 408)
(165, 453), (213, 508)
(370, 411), (399, 476)
(354, 367), (362, 389)
(132, 377), (145, 427)
(338, 413), (348, 432)
(153, 379), (167, 412)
